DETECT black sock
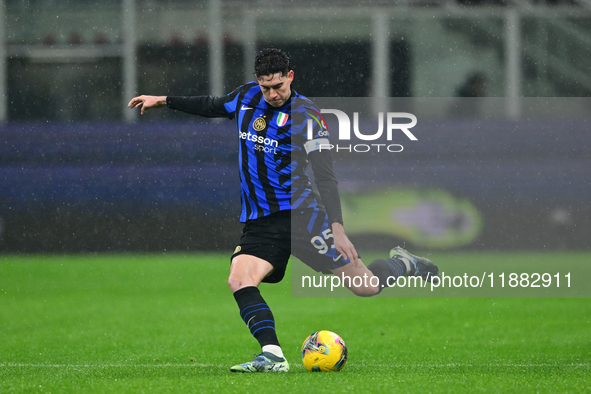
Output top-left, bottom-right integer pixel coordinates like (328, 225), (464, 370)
(367, 258), (407, 293)
(233, 286), (280, 348)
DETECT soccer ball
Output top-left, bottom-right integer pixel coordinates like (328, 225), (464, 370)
(301, 330), (347, 372)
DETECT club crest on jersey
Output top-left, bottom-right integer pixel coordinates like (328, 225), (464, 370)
(253, 117), (266, 131)
(276, 112), (289, 127)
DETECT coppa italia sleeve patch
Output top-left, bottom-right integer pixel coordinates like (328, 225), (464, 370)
(304, 138), (331, 154)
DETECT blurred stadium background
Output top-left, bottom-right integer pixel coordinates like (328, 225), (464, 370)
(0, 0), (589, 252)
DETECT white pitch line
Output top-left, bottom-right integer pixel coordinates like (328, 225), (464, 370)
(0, 363), (589, 368)
(0, 363), (217, 368)
(364, 363), (591, 368)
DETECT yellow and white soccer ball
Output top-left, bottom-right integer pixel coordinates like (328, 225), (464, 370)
(301, 330), (347, 372)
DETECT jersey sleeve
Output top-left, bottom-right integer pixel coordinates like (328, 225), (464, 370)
(298, 103), (344, 226)
(308, 150), (343, 226)
(166, 86), (242, 120)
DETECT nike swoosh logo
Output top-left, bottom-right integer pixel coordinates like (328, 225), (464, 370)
(241, 105), (253, 110)
(246, 316), (255, 328)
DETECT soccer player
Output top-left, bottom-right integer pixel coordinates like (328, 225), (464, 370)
(128, 48), (439, 373)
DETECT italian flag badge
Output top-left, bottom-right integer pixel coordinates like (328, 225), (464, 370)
(277, 112), (289, 127)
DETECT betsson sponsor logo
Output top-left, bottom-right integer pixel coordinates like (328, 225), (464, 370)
(239, 131), (279, 153)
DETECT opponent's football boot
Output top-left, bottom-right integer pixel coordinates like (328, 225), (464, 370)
(230, 352), (289, 373)
(390, 246), (440, 284)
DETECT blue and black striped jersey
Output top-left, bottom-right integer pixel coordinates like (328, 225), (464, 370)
(167, 82), (342, 224)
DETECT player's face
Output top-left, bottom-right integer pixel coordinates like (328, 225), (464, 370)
(257, 70), (294, 108)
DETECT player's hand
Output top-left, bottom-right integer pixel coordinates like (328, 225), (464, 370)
(331, 222), (360, 267)
(127, 95), (167, 115)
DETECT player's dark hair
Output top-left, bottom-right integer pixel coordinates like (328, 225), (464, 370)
(254, 48), (291, 78)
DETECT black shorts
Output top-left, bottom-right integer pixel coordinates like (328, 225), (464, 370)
(231, 209), (351, 283)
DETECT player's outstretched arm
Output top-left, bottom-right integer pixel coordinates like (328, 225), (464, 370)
(127, 95), (167, 115)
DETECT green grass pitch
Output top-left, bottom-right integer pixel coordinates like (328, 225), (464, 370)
(1, 252), (590, 393)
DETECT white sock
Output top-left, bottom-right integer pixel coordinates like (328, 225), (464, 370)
(262, 345), (284, 359)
